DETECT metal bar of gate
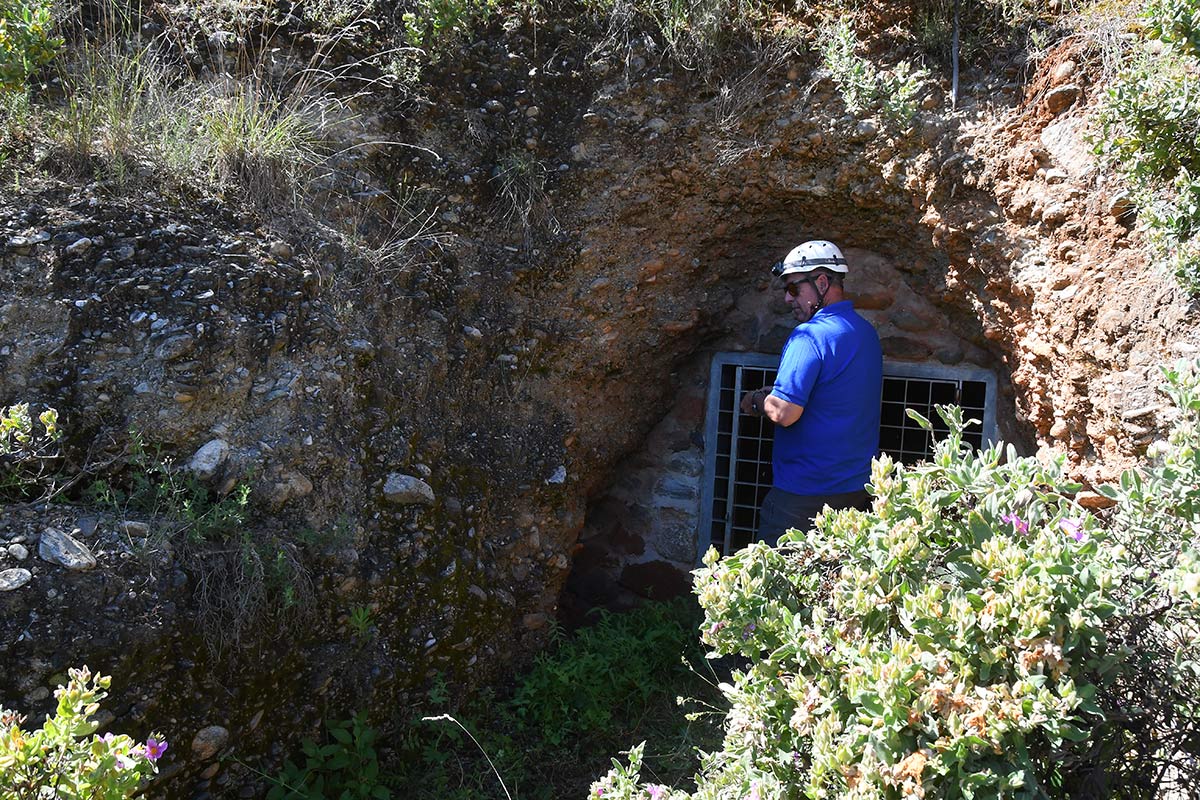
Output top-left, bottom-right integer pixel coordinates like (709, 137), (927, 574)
(724, 367), (746, 555)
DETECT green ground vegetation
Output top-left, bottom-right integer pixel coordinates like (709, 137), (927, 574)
(264, 598), (722, 800)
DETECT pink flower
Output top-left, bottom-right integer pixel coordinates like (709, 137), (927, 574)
(1001, 513), (1028, 535)
(144, 737), (168, 762)
(1060, 518), (1085, 542)
(648, 787), (666, 800)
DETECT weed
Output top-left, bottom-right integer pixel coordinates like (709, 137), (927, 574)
(347, 604), (374, 639)
(0, 403), (61, 503)
(83, 432), (251, 544)
(48, 35), (172, 183)
(491, 151), (557, 244)
(584, 0), (772, 73)
(387, 598), (720, 799)
(401, 0), (498, 57)
(422, 715), (513, 800)
(266, 712), (390, 800)
(819, 18), (927, 123)
(712, 34), (802, 166)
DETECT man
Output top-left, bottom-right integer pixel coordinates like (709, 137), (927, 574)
(740, 240), (883, 546)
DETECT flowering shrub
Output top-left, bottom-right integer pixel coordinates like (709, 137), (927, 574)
(0, 402), (60, 500)
(0, 667), (166, 799)
(0, 0), (62, 92)
(592, 362), (1200, 798)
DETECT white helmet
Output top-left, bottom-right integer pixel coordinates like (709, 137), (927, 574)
(771, 240), (848, 278)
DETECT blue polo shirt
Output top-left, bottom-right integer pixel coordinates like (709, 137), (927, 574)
(771, 301), (882, 495)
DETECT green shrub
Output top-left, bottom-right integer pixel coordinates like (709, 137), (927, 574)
(0, 667), (166, 800)
(0, 402), (60, 501)
(592, 367), (1200, 798)
(820, 19), (926, 123)
(0, 0), (62, 92)
(267, 713), (390, 800)
(1095, 0), (1200, 292)
(1145, 0), (1200, 55)
(402, 0), (498, 55)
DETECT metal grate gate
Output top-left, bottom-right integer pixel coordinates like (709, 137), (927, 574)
(700, 354), (998, 559)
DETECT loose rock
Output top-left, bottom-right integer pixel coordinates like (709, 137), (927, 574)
(38, 528), (97, 571)
(191, 725), (230, 761)
(0, 568), (32, 591)
(189, 440), (230, 480)
(383, 474), (436, 505)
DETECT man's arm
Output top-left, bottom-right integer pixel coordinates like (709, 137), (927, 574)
(764, 393), (803, 427)
(740, 389), (804, 427)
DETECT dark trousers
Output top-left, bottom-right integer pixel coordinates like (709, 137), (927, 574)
(757, 487), (870, 546)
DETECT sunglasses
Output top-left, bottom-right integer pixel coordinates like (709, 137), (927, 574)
(784, 278), (813, 298)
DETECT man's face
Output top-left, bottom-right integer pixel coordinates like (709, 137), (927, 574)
(784, 275), (820, 323)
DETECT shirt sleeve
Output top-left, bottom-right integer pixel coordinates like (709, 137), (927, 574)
(772, 329), (820, 407)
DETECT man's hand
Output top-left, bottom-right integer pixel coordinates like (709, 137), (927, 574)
(740, 388), (767, 416)
(741, 388), (803, 427)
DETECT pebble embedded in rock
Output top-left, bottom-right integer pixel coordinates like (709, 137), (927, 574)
(269, 241), (293, 259)
(38, 528), (97, 571)
(64, 237), (92, 256)
(154, 334), (195, 362)
(0, 568), (32, 591)
(188, 440), (230, 480)
(383, 474), (436, 505)
(1044, 85), (1079, 115)
(1107, 192), (1135, 219)
(191, 725), (230, 761)
(8, 543), (29, 560)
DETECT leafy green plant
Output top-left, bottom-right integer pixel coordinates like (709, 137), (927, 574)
(84, 432), (250, 543)
(347, 604), (374, 639)
(267, 713), (390, 800)
(819, 18), (927, 123)
(387, 599), (718, 799)
(0, 402), (60, 501)
(1145, 0), (1200, 54)
(0, 667), (167, 800)
(1094, 0), (1200, 292)
(401, 0), (498, 56)
(0, 0), (62, 92)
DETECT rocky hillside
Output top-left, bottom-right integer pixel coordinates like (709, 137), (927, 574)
(1, 0), (1196, 796)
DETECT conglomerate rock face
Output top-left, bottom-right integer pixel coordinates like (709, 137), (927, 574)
(1, 16), (1197, 799)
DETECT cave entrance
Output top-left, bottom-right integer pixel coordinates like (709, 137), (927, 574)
(699, 353), (998, 559)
